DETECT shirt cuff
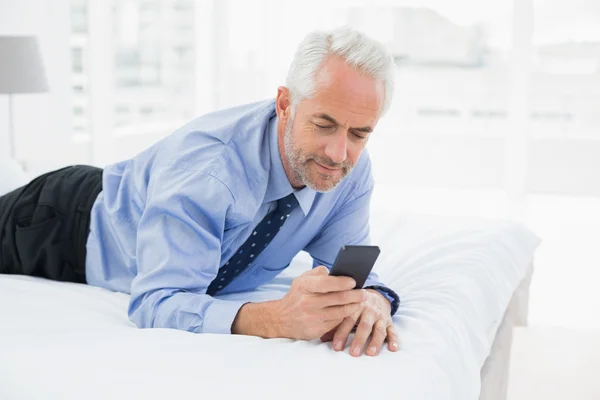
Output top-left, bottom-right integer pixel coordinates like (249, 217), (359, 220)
(365, 285), (400, 316)
(202, 298), (248, 334)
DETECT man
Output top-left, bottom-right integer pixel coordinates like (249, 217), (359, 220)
(0, 26), (399, 357)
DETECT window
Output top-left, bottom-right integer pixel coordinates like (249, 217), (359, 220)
(112, 0), (195, 126)
(70, 0), (90, 140)
(71, 48), (84, 73)
(210, 0), (600, 330)
(69, 0), (600, 329)
(70, 0), (88, 34)
(69, 0), (196, 143)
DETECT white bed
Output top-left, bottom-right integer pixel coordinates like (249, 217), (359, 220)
(0, 182), (540, 400)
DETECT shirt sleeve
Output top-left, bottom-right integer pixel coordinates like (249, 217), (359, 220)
(302, 181), (400, 316)
(127, 166), (247, 334)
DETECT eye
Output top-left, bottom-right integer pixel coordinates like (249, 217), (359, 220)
(351, 132), (367, 140)
(315, 124), (334, 130)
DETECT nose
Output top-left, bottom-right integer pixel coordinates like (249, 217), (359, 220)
(324, 131), (347, 165)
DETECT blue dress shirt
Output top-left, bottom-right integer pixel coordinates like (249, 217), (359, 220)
(85, 99), (398, 334)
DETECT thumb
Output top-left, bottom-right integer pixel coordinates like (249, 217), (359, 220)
(310, 265), (329, 276)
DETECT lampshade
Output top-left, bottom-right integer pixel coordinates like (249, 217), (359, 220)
(0, 36), (49, 94)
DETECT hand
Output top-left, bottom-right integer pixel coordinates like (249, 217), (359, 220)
(320, 289), (399, 357)
(271, 266), (367, 340)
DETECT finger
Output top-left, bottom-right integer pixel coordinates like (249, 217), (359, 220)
(386, 325), (400, 352)
(366, 320), (387, 356)
(321, 318), (343, 338)
(350, 313), (375, 357)
(304, 275), (356, 294)
(318, 289), (367, 307)
(320, 327), (337, 343)
(332, 315), (358, 351)
(323, 302), (362, 321)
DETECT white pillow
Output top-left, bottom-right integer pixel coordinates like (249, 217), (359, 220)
(262, 207), (541, 399)
(369, 209), (540, 394)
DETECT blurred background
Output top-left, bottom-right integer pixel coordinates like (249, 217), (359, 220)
(0, 0), (599, 336)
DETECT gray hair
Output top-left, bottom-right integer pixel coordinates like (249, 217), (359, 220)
(285, 26), (395, 116)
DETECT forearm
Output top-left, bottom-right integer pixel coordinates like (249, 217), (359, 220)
(128, 288), (248, 334)
(231, 300), (281, 338)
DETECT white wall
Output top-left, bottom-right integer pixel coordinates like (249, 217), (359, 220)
(0, 0), (82, 176)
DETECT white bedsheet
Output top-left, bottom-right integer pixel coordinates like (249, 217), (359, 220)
(0, 210), (540, 400)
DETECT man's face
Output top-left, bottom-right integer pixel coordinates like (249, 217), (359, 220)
(279, 56), (384, 193)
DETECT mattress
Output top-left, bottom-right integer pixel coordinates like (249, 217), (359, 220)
(0, 210), (540, 400)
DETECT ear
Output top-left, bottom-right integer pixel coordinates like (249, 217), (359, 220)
(275, 86), (292, 123)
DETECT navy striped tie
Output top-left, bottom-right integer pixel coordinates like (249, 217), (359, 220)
(206, 193), (299, 296)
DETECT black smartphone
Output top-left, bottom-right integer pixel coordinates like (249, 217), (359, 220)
(329, 245), (381, 289)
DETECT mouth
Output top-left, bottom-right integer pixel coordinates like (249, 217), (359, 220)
(312, 160), (342, 174)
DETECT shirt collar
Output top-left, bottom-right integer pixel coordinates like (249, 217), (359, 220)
(265, 115), (316, 216)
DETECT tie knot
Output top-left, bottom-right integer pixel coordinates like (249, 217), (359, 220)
(276, 193), (299, 213)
